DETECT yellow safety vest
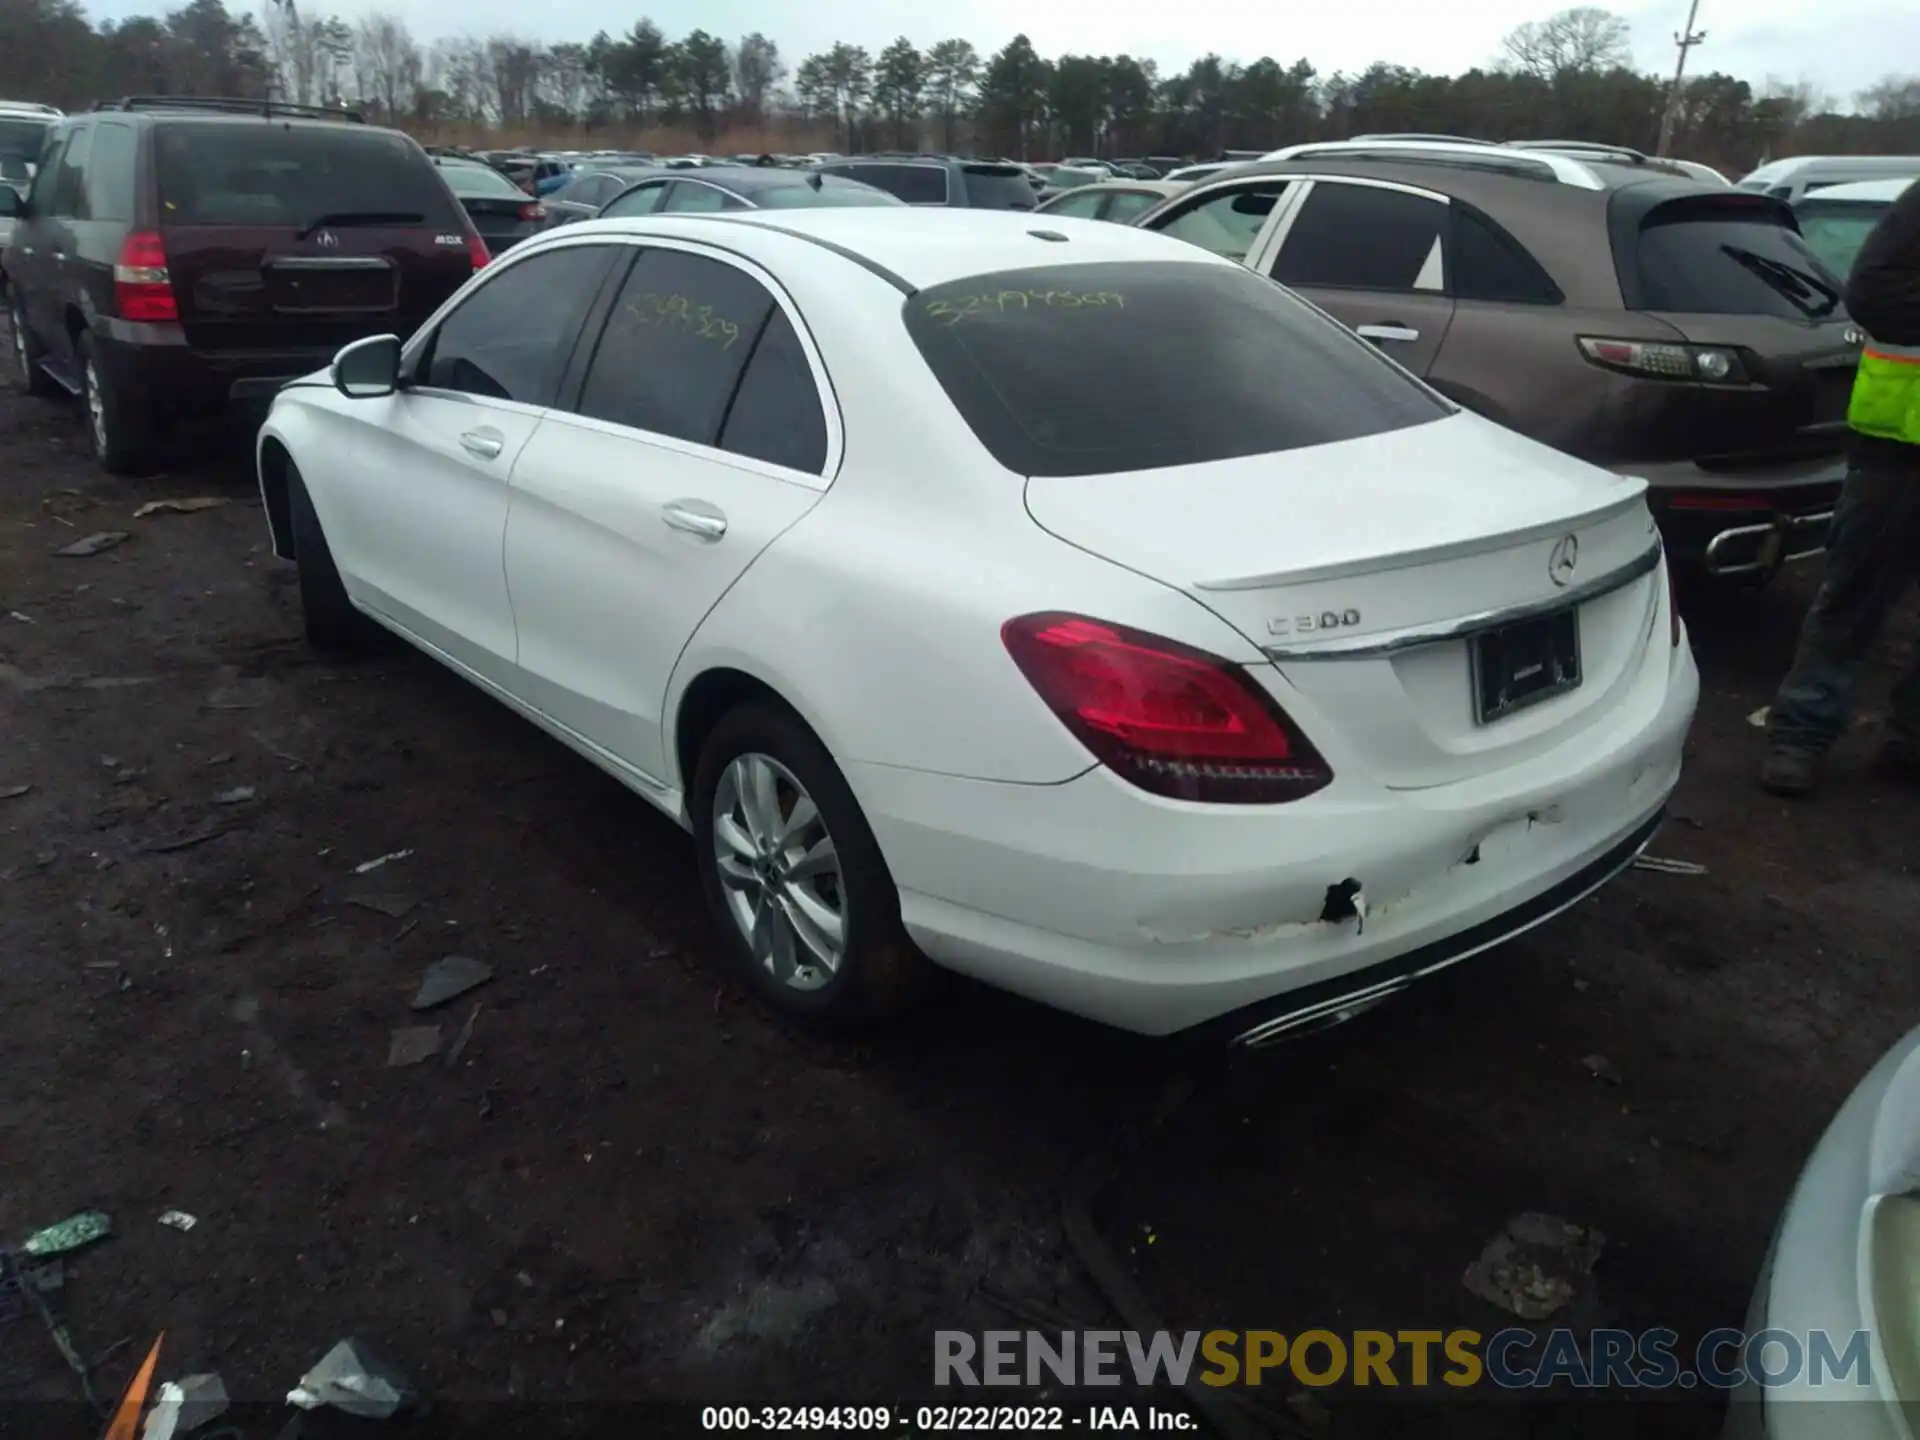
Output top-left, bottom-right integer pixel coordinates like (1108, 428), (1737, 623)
(1848, 340), (1920, 445)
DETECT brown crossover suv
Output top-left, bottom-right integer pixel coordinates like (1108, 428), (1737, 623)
(2, 96), (486, 475)
(1132, 142), (1862, 579)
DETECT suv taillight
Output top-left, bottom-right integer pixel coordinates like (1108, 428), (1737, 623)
(1001, 613), (1333, 804)
(1577, 335), (1750, 385)
(113, 231), (177, 322)
(466, 233), (491, 269)
(518, 202), (546, 222)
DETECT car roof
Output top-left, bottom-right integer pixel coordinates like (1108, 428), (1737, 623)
(1743, 155), (1920, 183)
(1795, 177), (1915, 203)
(557, 207), (1224, 290)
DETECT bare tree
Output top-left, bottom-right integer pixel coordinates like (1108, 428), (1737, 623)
(353, 11), (421, 122)
(1501, 7), (1631, 80)
(734, 32), (783, 122)
(1859, 74), (1920, 120)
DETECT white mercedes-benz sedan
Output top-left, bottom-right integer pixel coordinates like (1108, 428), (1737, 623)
(256, 207), (1698, 1045)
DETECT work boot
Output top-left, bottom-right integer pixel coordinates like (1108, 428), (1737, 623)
(1758, 746), (1819, 797)
(1874, 733), (1920, 785)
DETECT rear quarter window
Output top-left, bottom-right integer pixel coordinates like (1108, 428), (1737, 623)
(904, 260), (1449, 478)
(1621, 195), (1844, 319)
(155, 122), (460, 230)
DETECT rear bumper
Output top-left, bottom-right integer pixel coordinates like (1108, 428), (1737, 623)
(1618, 454), (1847, 578)
(92, 320), (330, 412)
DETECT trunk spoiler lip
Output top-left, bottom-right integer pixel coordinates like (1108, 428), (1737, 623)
(1192, 483), (1649, 594)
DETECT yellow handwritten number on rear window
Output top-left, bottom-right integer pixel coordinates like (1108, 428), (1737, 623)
(924, 291), (1126, 327)
(620, 291), (742, 349)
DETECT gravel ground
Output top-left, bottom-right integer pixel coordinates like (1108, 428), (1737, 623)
(1, 367), (1915, 1439)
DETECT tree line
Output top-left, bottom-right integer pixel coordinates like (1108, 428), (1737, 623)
(3, 0), (1918, 173)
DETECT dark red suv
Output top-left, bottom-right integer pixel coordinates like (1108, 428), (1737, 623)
(0, 97), (487, 474)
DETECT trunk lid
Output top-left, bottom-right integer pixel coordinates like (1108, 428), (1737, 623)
(1024, 412), (1667, 790)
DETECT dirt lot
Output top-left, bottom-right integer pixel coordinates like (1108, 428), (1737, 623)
(1, 371), (1916, 1439)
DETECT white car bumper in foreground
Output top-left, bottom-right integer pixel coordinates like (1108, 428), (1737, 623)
(851, 641), (1698, 1040)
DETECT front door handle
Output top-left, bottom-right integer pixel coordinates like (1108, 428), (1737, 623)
(662, 500), (728, 541)
(1355, 324), (1420, 344)
(459, 428), (504, 460)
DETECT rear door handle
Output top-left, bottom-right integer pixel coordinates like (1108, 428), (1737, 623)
(459, 428), (504, 460)
(1355, 324), (1420, 344)
(662, 500), (728, 541)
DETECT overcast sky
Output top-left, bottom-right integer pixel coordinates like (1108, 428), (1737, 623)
(87, 0), (1915, 106)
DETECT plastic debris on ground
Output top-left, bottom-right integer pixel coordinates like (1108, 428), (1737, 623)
(55, 531), (129, 558)
(133, 498), (229, 518)
(353, 849), (413, 875)
(22, 1210), (112, 1257)
(411, 955), (493, 1010)
(1462, 1213), (1605, 1320)
(386, 1026), (443, 1067)
(157, 1211), (197, 1233)
(213, 786), (256, 805)
(140, 1372), (229, 1440)
(1633, 854), (1708, 876)
(286, 1338), (415, 1419)
(1748, 706), (1770, 728)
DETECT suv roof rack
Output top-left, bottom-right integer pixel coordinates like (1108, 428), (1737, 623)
(90, 96), (365, 123)
(0, 100), (64, 117)
(1506, 139), (1651, 164)
(1351, 132), (1489, 145)
(1258, 139), (1605, 190)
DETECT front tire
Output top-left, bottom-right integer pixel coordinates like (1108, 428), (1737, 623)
(9, 299), (60, 399)
(286, 467), (372, 652)
(691, 703), (930, 1030)
(77, 333), (158, 475)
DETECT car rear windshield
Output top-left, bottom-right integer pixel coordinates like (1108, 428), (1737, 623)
(154, 122), (461, 231)
(755, 178), (906, 209)
(0, 117), (51, 166)
(904, 260), (1449, 478)
(961, 165), (1037, 210)
(440, 163), (525, 199)
(1625, 196), (1844, 319)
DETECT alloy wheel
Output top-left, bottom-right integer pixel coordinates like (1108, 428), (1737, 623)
(711, 751), (846, 992)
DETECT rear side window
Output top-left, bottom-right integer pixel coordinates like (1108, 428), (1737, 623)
(662, 182), (740, 213)
(1154, 183), (1288, 261)
(1104, 190), (1161, 224)
(1044, 189), (1106, 220)
(602, 182), (666, 216)
(85, 123), (136, 223)
(904, 260), (1449, 478)
(46, 125), (91, 218)
(961, 166), (1037, 210)
(1626, 198), (1843, 319)
(1449, 205), (1563, 304)
(574, 249), (773, 444)
(153, 122), (460, 231)
(1273, 183), (1447, 292)
(719, 308), (829, 473)
(423, 245), (616, 405)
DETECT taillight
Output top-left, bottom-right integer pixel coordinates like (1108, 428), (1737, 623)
(518, 202), (546, 222)
(1001, 613), (1333, 804)
(113, 231), (177, 322)
(1577, 336), (1749, 385)
(466, 233), (491, 269)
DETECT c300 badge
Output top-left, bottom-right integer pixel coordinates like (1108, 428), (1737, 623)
(1267, 608), (1362, 637)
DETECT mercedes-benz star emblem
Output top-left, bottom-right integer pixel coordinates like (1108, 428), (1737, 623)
(314, 230), (339, 250)
(1547, 534), (1579, 588)
(1844, 325), (1866, 347)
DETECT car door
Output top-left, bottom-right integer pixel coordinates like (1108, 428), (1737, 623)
(317, 240), (621, 683)
(9, 128), (65, 347)
(34, 124), (90, 373)
(503, 241), (836, 784)
(1261, 177), (1457, 378)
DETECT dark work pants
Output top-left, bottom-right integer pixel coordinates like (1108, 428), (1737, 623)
(1767, 443), (1920, 756)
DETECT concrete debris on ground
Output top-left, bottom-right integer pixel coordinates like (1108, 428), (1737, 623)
(1462, 1213), (1605, 1320)
(54, 531), (129, 557)
(386, 1026), (442, 1068)
(22, 1210), (112, 1257)
(140, 1372), (229, 1440)
(133, 498), (229, 518)
(157, 1211), (197, 1233)
(286, 1338), (414, 1419)
(411, 955), (493, 1010)
(213, 787), (256, 805)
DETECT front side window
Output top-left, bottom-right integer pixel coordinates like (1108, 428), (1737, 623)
(1043, 189), (1106, 219)
(904, 260), (1449, 478)
(601, 182), (667, 217)
(47, 125), (92, 218)
(422, 245), (617, 405)
(1273, 182), (1448, 292)
(1103, 190), (1161, 224)
(1152, 183), (1287, 261)
(573, 248), (773, 445)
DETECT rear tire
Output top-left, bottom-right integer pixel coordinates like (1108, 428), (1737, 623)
(9, 299), (60, 399)
(287, 467), (373, 652)
(77, 333), (159, 475)
(691, 703), (930, 1031)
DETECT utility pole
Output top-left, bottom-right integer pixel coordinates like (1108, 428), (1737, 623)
(1655, 0), (1707, 156)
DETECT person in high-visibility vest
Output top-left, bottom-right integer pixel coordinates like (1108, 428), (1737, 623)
(1760, 179), (1920, 796)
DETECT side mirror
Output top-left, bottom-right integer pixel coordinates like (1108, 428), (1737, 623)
(0, 186), (23, 219)
(331, 334), (402, 399)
